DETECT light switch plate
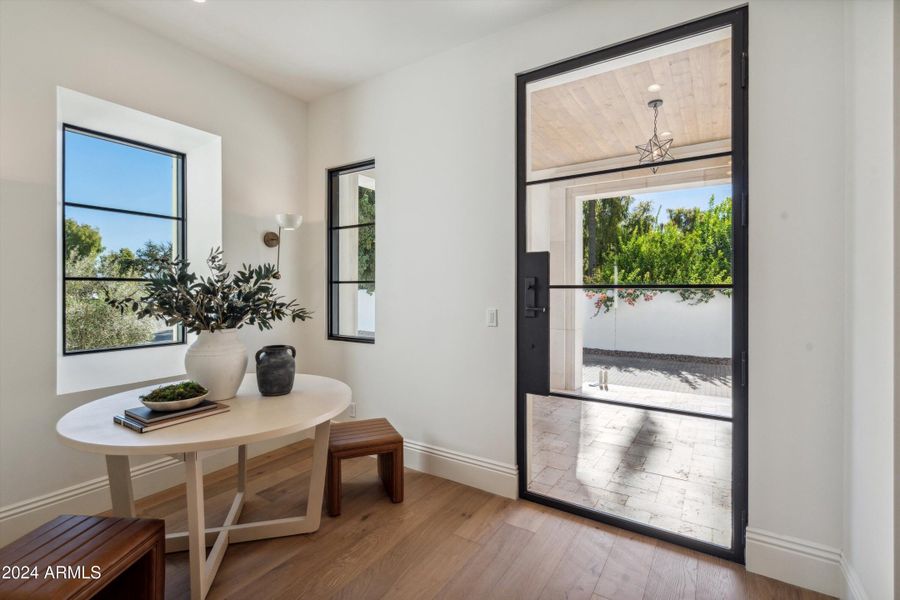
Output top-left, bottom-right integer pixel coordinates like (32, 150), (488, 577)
(486, 308), (499, 327)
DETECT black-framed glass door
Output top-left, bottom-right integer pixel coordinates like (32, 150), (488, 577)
(516, 7), (748, 562)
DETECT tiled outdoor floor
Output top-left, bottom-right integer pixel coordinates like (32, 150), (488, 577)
(580, 352), (733, 417)
(584, 352), (731, 397)
(528, 394), (733, 547)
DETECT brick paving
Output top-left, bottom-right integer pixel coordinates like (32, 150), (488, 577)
(528, 394), (733, 547)
(580, 352), (732, 418)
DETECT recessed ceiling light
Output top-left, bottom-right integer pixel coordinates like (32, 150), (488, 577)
(660, 131), (672, 138)
(647, 83), (661, 93)
(193, 0), (206, 3)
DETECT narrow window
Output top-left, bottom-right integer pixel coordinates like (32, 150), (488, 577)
(327, 160), (375, 342)
(62, 125), (186, 354)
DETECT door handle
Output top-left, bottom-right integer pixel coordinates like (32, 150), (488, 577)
(524, 276), (547, 317)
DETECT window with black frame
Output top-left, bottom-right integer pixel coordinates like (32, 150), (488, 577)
(327, 160), (376, 342)
(62, 125), (185, 354)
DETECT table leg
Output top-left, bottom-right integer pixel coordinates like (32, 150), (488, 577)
(305, 420), (331, 530)
(164, 421), (336, 597)
(105, 455), (135, 517)
(237, 444), (247, 493)
(185, 452), (207, 600)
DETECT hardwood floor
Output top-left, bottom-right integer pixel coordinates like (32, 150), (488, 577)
(130, 440), (834, 600)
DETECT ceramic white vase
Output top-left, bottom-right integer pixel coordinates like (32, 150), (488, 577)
(184, 329), (248, 401)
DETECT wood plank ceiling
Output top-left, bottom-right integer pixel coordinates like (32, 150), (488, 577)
(529, 38), (731, 173)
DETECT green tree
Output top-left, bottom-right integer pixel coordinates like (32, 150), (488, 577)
(63, 218), (157, 352)
(64, 218), (102, 260)
(65, 252), (154, 352)
(582, 196), (631, 281)
(586, 195), (732, 314)
(358, 186), (375, 294)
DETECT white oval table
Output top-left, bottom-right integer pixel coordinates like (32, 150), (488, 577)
(57, 374), (351, 600)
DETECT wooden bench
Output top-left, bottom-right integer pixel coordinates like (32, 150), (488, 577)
(0, 515), (165, 600)
(326, 418), (404, 516)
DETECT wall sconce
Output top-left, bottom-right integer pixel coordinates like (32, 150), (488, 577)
(263, 213), (303, 279)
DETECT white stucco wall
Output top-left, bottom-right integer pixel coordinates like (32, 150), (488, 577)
(581, 292), (731, 358)
(357, 289), (376, 334)
(842, 2), (895, 599)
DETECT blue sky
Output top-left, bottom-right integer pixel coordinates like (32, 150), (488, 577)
(633, 183), (732, 224)
(64, 130), (178, 253)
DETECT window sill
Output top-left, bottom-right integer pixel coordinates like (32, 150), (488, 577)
(57, 337), (194, 395)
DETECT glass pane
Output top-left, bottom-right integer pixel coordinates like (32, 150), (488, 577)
(64, 280), (181, 352)
(64, 207), (180, 277)
(527, 394), (732, 547)
(525, 157), (733, 286)
(525, 182), (552, 253)
(526, 26), (732, 182)
(331, 283), (375, 339)
(549, 287), (732, 418)
(64, 129), (181, 217)
(334, 227), (375, 283)
(334, 167), (375, 227)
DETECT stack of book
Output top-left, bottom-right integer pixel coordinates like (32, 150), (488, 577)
(113, 400), (229, 433)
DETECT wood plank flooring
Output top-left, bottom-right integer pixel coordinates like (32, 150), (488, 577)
(127, 440), (834, 600)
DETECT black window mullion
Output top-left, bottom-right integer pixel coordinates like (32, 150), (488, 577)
(331, 222), (375, 231)
(549, 283), (733, 290)
(63, 201), (184, 222)
(549, 391), (733, 422)
(526, 150), (732, 186)
(64, 276), (149, 283)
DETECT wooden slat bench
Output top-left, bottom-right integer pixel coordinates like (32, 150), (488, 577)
(0, 514), (164, 600)
(326, 418), (404, 516)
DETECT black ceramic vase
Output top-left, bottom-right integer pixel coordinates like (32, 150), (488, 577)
(255, 345), (296, 396)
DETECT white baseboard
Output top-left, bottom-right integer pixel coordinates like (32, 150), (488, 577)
(403, 440), (518, 499)
(746, 527), (843, 597)
(841, 556), (869, 600)
(0, 432), (310, 546)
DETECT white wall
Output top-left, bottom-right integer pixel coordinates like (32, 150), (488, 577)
(843, 2), (895, 599)
(357, 290), (376, 334)
(0, 0), (309, 542)
(303, 0), (891, 595)
(744, 1), (848, 587)
(895, 4), (900, 595)
(581, 292), (731, 358)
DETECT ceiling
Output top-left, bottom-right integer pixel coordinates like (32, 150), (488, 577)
(529, 32), (732, 174)
(90, 0), (571, 101)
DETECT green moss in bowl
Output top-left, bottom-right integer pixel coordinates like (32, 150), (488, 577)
(141, 381), (208, 403)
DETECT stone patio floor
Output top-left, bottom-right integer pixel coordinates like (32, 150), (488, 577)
(529, 356), (733, 547)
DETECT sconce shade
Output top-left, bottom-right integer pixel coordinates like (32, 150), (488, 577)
(276, 213), (303, 230)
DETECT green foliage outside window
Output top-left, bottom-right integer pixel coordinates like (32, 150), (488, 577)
(64, 219), (167, 352)
(583, 195), (732, 315)
(358, 186), (375, 294)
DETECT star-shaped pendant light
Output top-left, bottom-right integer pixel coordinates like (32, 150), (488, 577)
(635, 99), (674, 173)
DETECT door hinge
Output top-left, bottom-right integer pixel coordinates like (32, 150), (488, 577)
(741, 351), (748, 387)
(741, 191), (748, 227)
(741, 52), (748, 89)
